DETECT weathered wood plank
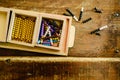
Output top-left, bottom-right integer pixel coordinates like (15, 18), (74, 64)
(0, 57), (120, 80)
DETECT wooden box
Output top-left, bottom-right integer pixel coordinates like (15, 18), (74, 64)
(7, 9), (39, 47)
(0, 8), (75, 56)
(36, 13), (70, 50)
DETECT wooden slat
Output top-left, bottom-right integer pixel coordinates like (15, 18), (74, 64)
(0, 57), (120, 80)
(0, 0), (120, 80)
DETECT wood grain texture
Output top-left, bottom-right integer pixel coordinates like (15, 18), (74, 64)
(0, 57), (120, 80)
(0, 0), (120, 79)
(0, 0), (120, 57)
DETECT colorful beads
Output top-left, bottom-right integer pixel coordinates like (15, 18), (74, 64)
(11, 14), (63, 48)
(11, 14), (36, 43)
(37, 18), (63, 47)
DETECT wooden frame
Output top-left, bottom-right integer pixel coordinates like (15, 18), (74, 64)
(0, 8), (74, 56)
(7, 9), (39, 47)
(36, 13), (68, 50)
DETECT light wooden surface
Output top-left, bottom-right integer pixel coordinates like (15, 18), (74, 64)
(0, 8), (10, 42)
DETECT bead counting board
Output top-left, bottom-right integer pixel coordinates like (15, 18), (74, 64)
(7, 9), (39, 46)
(11, 14), (36, 43)
(0, 7), (75, 56)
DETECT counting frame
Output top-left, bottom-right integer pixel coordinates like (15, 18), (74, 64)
(0, 7), (75, 56)
(7, 9), (39, 46)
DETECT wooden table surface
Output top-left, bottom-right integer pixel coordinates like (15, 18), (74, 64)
(0, 0), (120, 80)
(0, 0), (120, 57)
